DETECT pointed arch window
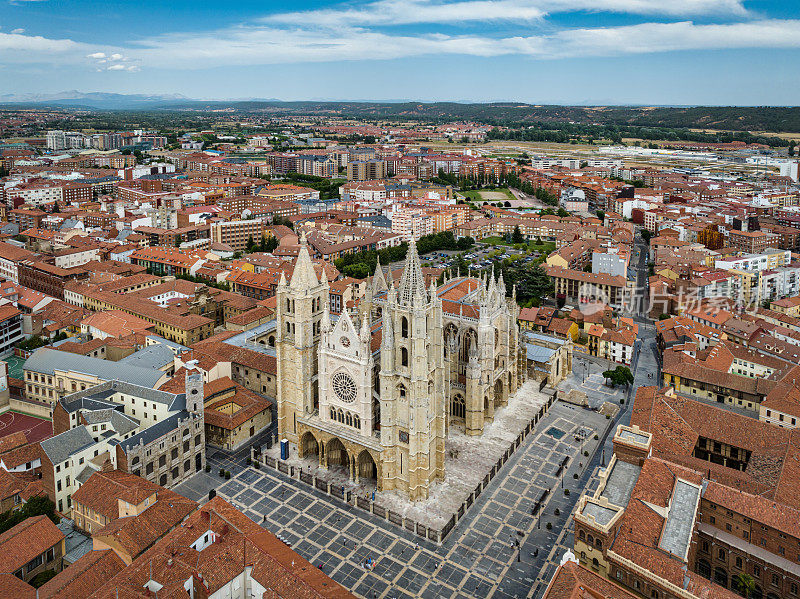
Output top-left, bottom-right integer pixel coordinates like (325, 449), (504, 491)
(401, 316), (409, 338)
(398, 384), (406, 399)
(401, 347), (408, 367)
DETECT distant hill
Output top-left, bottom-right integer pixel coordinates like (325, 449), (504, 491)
(2, 93), (800, 133)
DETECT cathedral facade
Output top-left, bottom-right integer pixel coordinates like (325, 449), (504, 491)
(276, 235), (525, 501)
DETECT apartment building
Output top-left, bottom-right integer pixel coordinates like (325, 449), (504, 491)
(730, 229), (781, 253)
(545, 266), (628, 310)
(347, 159), (387, 181)
(209, 218), (272, 252)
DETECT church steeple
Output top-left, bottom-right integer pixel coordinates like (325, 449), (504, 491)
(290, 231), (319, 290)
(371, 256), (388, 294)
(398, 237), (427, 305)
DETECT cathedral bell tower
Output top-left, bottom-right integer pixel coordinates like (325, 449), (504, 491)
(276, 232), (329, 444)
(379, 238), (445, 501)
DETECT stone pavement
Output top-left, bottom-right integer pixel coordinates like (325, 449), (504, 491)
(175, 402), (611, 599)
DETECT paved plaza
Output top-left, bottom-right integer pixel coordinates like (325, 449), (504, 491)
(263, 380), (551, 531)
(176, 402), (611, 599)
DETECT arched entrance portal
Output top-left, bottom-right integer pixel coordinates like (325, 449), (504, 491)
(357, 450), (377, 483)
(326, 437), (348, 469)
(494, 379), (503, 407)
(300, 432), (319, 459)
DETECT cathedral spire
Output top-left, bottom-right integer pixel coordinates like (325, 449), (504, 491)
(360, 312), (370, 343)
(289, 231), (319, 290)
(371, 256), (388, 294)
(321, 298), (331, 333)
(398, 237), (426, 305)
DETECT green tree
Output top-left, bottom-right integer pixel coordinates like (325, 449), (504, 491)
(512, 226), (524, 244)
(342, 263), (370, 279)
(640, 229), (652, 243)
(30, 570), (57, 588)
(596, 210), (605, 221)
(557, 207), (570, 218)
(602, 366), (635, 387)
(265, 235), (279, 253)
(246, 234), (255, 252)
(508, 264), (553, 303)
(734, 573), (756, 598)
(52, 201), (60, 214)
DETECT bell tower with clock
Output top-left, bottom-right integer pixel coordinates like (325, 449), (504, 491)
(318, 303), (375, 436)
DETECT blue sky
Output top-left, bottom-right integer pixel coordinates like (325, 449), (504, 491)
(1, 0), (798, 104)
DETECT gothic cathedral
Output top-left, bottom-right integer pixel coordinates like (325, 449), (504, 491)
(277, 234), (524, 501)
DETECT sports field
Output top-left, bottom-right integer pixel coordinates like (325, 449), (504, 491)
(3, 355), (25, 380)
(0, 411), (52, 443)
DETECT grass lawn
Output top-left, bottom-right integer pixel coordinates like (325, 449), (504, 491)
(459, 188), (515, 202)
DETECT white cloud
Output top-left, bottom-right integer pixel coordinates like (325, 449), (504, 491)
(0, 31), (87, 59)
(109, 53), (124, 61)
(86, 52), (106, 59)
(10, 28), (25, 34)
(122, 18), (800, 69)
(264, 0), (747, 28)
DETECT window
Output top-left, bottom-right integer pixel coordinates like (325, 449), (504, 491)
(159, 455), (166, 467)
(171, 448), (178, 460)
(25, 554), (43, 573)
(401, 347), (408, 367)
(754, 565), (761, 577)
(401, 317), (408, 338)
(718, 548), (726, 561)
(736, 557), (743, 569)
(651, 591), (659, 599)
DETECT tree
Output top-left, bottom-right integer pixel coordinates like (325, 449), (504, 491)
(640, 229), (652, 243)
(596, 210), (605, 221)
(508, 264), (553, 303)
(602, 366), (634, 388)
(734, 573), (756, 599)
(52, 201), (60, 214)
(246, 234), (255, 252)
(557, 207), (570, 218)
(512, 226), (524, 245)
(342, 263), (370, 279)
(30, 570), (57, 588)
(456, 236), (474, 251)
(0, 494), (58, 535)
(265, 235), (279, 253)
